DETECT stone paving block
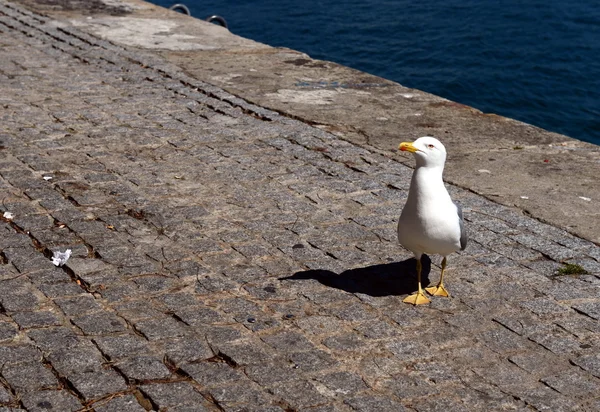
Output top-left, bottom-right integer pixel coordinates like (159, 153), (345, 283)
(536, 277), (600, 300)
(572, 301), (600, 320)
(27, 268), (73, 284)
(541, 370), (600, 399)
(269, 380), (328, 410)
(195, 274), (239, 295)
(315, 371), (369, 395)
(289, 350), (338, 372)
(207, 380), (272, 409)
(163, 336), (214, 366)
(132, 274), (178, 293)
(0, 384), (12, 404)
(97, 281), (144, 302)
(523, 256), (566, 275)
(305, 404), (354, 412)
(344, 394), (407, 411)
(412, 361), (463, 386)
(54, 295), (102, 316)
(385, 338), (434, 362)
(410, 396), (470, 412)
(243, 281), (295, 301)
(245, 362), (301, 386)
(5, 254), (55, 277)
(27, 326), (81, 352)
(117, 355), (172, 381)
(71, 311), (127, 335)
(479, 326), (535, 355)
(572, 353), (600, 379)
(153, 292), (201, 311)
(472, 361), (537, 393)
(164, 259), (209, 280)
(215, 297), (262, 318)
(93, 334), (149, 361)
(1, 361), (58, 392)
(66, 257), (113, 277)
(587, 247), (600, 262)
(442, 311), (493, 333)
(325, 302), (379, 322)
(0, 344), (42, 366)
(20, 390), (83, 412)
(300, 288), (356, 305)
(181, 361), (245, 386)
(47, 342), (105, 375)
(92, 394), (147, 412)
(582, 274), (600, 285)
(294, 315), (347, 337)
(516, 385), (579, 412)
(555, 315), (600, 342)
(133, 316), (189, 340)
(459, 387), (529, 411)
(37, 282), (85, 298)
(0, 322), (18, 343)
(379, 373), (441, 398)
(509, 233), (578, 262)
(202, 325), (244, 345)
(0, 289), (42, 312)
(303, 256), (349, 274)
(67, 369), (128, 401)
(222, 262), (268, 284)
(473, 252), (519, 269)
(508, 352), (569, 377)
(456, 371), (533, 409)
(262, 331), (316, 353)
(174, 305), (225, 326)
(449, 345), (506, 372)
(238, 312), (282, 332)
(140, 381), (208, 410)
(358, 355), (405, 383)
(162, 406), (215, 412)
(528, 327), (584, 355)
(214, 340), (272, 366)
(111, 299), (165, 321)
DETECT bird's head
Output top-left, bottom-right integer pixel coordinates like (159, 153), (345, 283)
(399, 136), (447, 168)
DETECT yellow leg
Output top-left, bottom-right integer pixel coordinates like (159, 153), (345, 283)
(403, 257), (431, 305)
(426, 256), (450, 297)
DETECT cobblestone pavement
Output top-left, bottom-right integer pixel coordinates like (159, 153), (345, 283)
(1, 1), (600, 411)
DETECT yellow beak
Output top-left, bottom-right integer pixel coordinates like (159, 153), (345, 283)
(399, 142), (418, 153)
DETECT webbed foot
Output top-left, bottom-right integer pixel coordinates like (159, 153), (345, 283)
(425, 284), (449, 297)
(403, 290), (431, 305)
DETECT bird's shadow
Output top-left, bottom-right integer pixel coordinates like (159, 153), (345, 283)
(281, 256), (431, 297)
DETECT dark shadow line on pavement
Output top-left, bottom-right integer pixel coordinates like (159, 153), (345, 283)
(281, 256), (431, 297)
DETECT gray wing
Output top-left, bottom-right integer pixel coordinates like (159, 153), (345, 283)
(455, 203), (468, 250)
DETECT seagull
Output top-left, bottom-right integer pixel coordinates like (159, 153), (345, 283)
(397, 136), (467, 305)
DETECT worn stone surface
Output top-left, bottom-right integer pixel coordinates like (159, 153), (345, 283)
(20, 391), (82, 412)
(0, 0), (599, 411)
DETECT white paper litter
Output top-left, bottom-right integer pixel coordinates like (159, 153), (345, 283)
(520, 196), (529, 199)
(51, 249), (72, 266)
(3, 211), (14, 220)
(579, 196), (592, 202)
(43, 176), (53, 181)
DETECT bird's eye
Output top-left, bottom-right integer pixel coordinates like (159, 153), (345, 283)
(427, 144), (435, 149)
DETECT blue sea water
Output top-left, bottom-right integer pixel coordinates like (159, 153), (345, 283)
(152, 0), (600, 145)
